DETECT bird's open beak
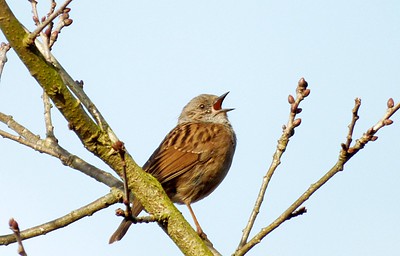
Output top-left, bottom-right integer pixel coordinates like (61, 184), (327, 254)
(213, 92), (234, 112)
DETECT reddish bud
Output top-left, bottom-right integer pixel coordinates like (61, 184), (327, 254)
(347, 148), (356, 154)
(9, 218), (19, 231)
(112, 140), (125, 151)
(115, 208), (125, 216)
(64, 19), (73, 26)
(384, 119), (393, 126)
(298, 77), (308, 89)
(293, 118), (301, 127)
(61, 13), (69, 20)
(371, 136), (378, 141)
(387, 98), (394, 108)
(64, 8), (71, 13)
(45, 27), (51, 38)
(41, 16), (46, 22)
(33, 16), (39, 24)
(303, 89), (311, 97)
(288, 94), (295, 104)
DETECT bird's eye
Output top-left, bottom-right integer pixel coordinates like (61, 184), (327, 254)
(199, 104), (205, 109)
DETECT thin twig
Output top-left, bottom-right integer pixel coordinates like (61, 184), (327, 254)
(0, 189), (123, 245)
(238, 78), (310, 248)
(28, 0), (73, 43)
(8, 219), (27, 256)
(0, 112), (122, 189)
(344, 98), (361, 149)
(112, 141), (132, 217)
(42, 91), (56, 139)
(233, 98), (400, 256)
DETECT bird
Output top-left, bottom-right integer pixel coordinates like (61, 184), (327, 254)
(109, 92), (236, 243)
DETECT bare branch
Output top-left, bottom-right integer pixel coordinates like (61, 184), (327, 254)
(238, 78), (310, 248)
(0, 189), (123, 245)
(0, 112), (122, 188)
(233, 98), (400, 256)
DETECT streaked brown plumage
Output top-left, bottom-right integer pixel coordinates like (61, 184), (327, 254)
(109, 92), (236, 243)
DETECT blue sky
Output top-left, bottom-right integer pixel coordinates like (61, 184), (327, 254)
(1, 1), (399, 255)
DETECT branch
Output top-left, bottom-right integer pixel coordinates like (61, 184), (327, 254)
(0, 112), (122, 189)
(238, 78), (310, 248)
(0, 189), (123, 245)
(234, 98), (400, 256)
(0, 3), (213, 255)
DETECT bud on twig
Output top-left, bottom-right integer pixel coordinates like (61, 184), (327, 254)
(112, 140), (125, 151)
(293, 118), (301, 127)
(371, 136), (378, 141)
(64, 19), (73, 26)
(9, 218), (19, 231)
(298, 77), (308, 89)
(384, 119), (393, 126)
(303, 89), (311, 97)
(387, 98), (394, 108)
(45, 27), (51, 38)
(288, 94), (295, 104)
(33, 16), (39, 24)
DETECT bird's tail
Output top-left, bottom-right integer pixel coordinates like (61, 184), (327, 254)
(109, 219), (133, 244)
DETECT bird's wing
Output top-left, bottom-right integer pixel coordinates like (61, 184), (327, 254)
(143, 122), (214, 184)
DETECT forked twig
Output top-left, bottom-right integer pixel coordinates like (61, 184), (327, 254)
(234, 98), (399, 256)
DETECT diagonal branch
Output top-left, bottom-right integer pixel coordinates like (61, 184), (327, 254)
(0, 112), (122, 188)
(0, 189), (123, 245)
(0, 2), (213, 255)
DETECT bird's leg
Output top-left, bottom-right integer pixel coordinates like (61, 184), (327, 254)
(186, 203), (207, 239)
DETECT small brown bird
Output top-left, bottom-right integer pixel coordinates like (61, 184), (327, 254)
(109, 92), (236, 243)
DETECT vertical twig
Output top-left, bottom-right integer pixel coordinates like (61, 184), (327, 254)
(9, 219), (27, 256)
(238, 78), (310, 248)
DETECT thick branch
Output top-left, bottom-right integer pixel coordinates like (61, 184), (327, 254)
(0, 2), (212, 254)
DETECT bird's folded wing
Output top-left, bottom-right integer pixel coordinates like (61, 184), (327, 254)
(143, 123), (213, 184)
